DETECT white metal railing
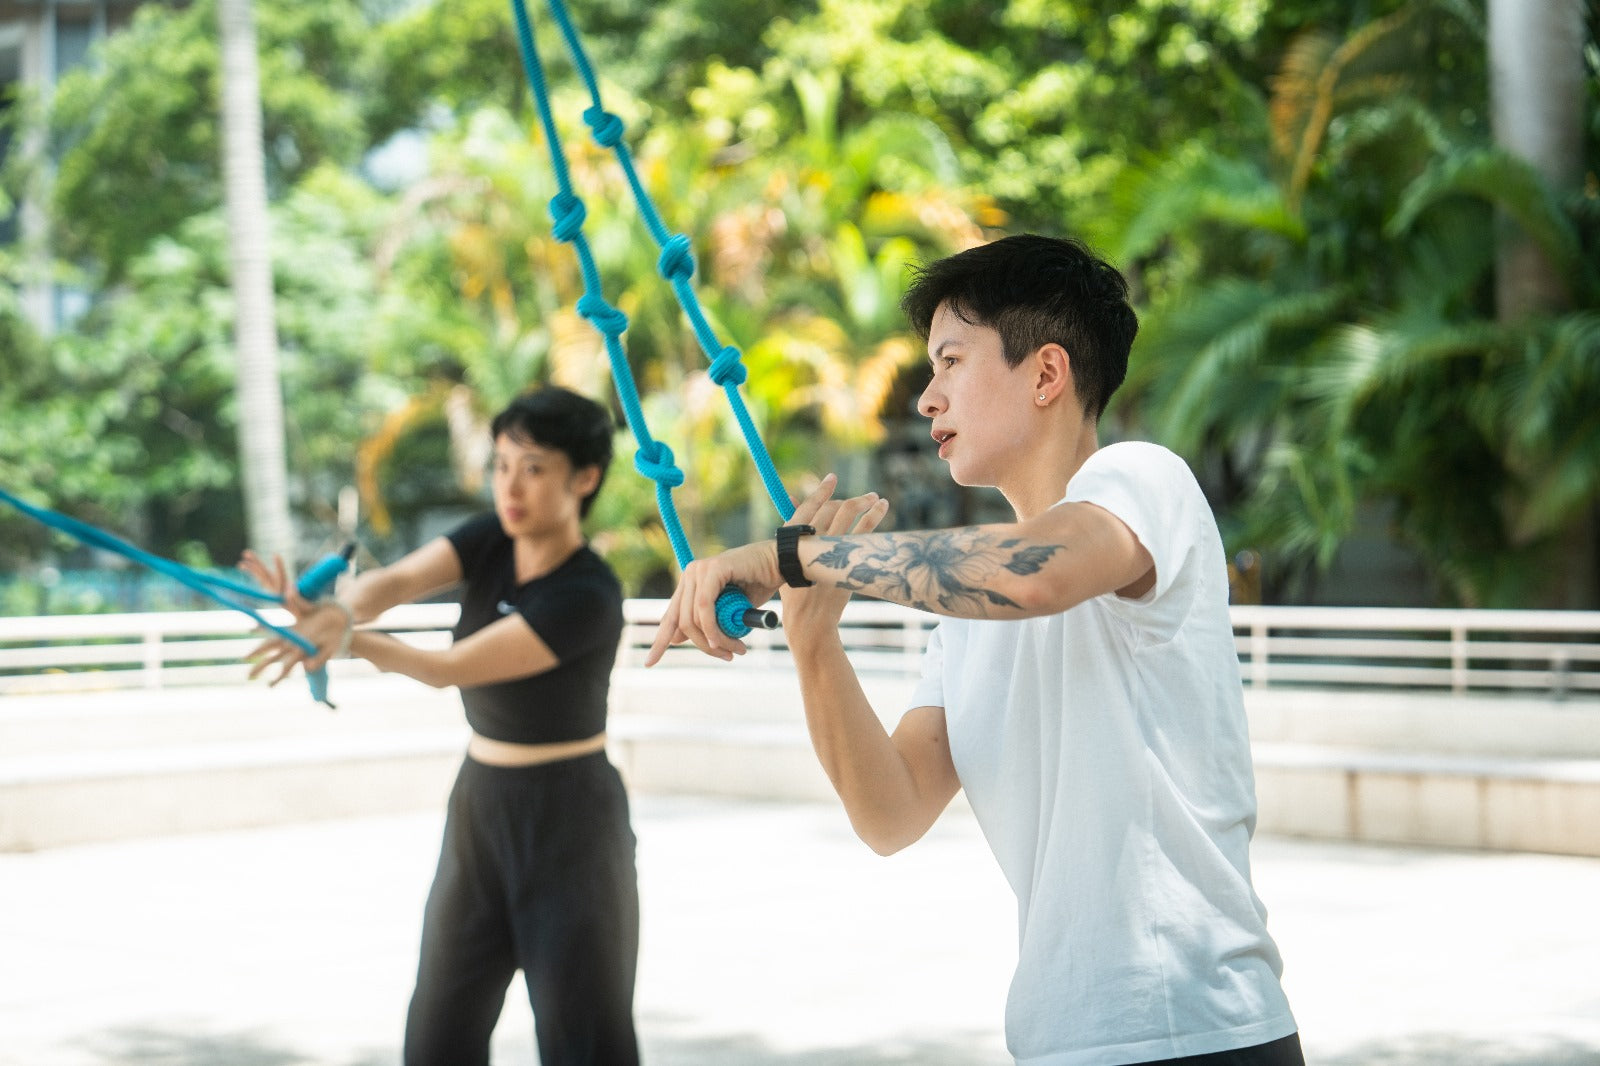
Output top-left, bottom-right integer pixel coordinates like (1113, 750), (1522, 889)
(1228, 605), (1600, 697)
(0, 604), (458, 695)
(2, 601), (1598, 698)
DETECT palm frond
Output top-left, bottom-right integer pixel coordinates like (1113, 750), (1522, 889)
(1137, 280), (1347, 453)
(1270, 5), (1423, 206)
(1329, 73), (1411, 111)
(1512, 407), (1600, 542)
(1387, 148), (1584, 279)
(1105, 147), (1303, 266)
(791, 67), (841, 153)
(842, 114), (962, 190)
(1307, 313), (1507, 433)
(861, 189), (987, 251)
(826, 224), (919, 336)
(355, 384), (449, 537)
(1496, 310), (1600, 460)
(855, 335), (921, 428)
(1244, 437), (1372, 569)
(1321, 97), (1453, 168)
(1269, 29), (1338, 162)
(1387, 201), (1497, 311)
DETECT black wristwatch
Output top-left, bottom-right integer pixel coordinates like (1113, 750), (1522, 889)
(775, 524), (817, 588)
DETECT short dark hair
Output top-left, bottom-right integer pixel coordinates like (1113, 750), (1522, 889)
(901, 234), (1138, 421)
(490, 386), (616, 517)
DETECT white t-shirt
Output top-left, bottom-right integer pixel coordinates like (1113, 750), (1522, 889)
(909, 441), (1296, 1065)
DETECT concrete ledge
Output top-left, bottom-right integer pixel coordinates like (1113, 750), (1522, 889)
(610, 718), (838, 804)
(1254, 743), (1600, 856)
(4, 674), (1598, 855)
(1244, 687), (1600, 757)
(0, 743), (464, 852)
(0, 675), (469, 851)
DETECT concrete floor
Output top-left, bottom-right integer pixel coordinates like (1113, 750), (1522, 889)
(2, 795), (1598, 1066)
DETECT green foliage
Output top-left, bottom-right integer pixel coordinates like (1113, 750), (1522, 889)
(1107, 0), (1600, 606)
(740, 0), (1420, 232)
(1388, 148), (1590, 287)
(5, 0), (1594, 611)
(0, 233), (40, 397)
(365, 0), (525, 142)
(46, 0), (376, 282)
(1, 163), (384, 567)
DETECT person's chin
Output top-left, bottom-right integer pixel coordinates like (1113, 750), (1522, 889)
(945, 460), (980, 487)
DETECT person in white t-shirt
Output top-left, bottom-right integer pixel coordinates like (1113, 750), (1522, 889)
(646, 234), (1301, 1066)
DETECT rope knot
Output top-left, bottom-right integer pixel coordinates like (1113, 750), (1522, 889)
(549, 193), (587, 243)
(583, 107), (625, 148)
(708, 345), (747, 387)
(577, 292), (629, 338)
(657, 234), (695, 283)
(633, 442), (684, 488)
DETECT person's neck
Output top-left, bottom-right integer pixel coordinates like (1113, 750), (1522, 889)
(512, 525), (585, 583)
(1000, 418), (1101, 522)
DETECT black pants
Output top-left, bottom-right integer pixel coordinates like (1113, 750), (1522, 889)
(1133, 1032), (1305, 1066)
(404, 752), (640, 1066)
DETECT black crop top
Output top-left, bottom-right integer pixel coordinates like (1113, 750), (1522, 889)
(444, 513), (624, 744)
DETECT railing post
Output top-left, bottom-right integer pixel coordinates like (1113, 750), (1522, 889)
(142, 627), (163, 689)
(1250, 621), (1269, 688)
(1450, 625), (1468, 695)
(1551, 651), (1571, 702)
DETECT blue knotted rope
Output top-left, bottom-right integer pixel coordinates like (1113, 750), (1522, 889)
(508, 0), (794, 637)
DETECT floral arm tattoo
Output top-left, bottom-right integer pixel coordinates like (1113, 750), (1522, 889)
(810, 528), (1064, 618)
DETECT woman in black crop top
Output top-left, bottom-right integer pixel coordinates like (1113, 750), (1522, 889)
(244, 386), (639, 1066)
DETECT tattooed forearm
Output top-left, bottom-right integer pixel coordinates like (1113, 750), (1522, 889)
(809, 528), (1064, 618)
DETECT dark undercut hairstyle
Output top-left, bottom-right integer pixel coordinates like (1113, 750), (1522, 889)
(901, 234), (1139, 421)
(490, 386), (616, 517)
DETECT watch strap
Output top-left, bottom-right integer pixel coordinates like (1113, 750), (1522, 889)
(776, 524), (817, 588)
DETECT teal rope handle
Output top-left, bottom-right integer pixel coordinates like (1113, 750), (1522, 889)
(507, 0), (782, 638)
(295, 544), (353, 707)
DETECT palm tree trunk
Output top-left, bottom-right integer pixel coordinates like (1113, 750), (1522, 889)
(1490, 0), (1597, 607)
(1488, 0), (1585, 321)
(217, 0), (294, 559)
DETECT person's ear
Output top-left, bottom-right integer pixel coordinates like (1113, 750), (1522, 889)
(572, 464), (602, 498)
(1032, 343), (1071, 408)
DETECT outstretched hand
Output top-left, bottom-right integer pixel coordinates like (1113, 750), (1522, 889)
(238, 551), (314, 617)
(644, 474), (889, 665)
(239, 551), (348, 686)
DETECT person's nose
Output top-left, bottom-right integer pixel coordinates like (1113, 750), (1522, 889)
(917, 376), (945, 419)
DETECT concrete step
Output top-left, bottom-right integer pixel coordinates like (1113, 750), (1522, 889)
(1253, 743), (1600, 855)
(0, 674), (466, 851)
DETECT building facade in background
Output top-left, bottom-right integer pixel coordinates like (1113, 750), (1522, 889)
(1, 0), (142, 334)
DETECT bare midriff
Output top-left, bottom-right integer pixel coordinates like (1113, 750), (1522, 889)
(466, 730), (607, 767)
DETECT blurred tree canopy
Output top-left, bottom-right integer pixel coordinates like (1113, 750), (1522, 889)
(1, 0), (1596, 606)
(1094, 0), (1599, 607)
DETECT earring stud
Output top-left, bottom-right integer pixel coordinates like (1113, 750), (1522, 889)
(1037, 393), (1046, 401)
